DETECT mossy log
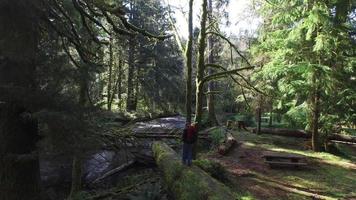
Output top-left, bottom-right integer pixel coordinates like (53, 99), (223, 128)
(152, 141), (235, 200)
(218, 132), (237, 155)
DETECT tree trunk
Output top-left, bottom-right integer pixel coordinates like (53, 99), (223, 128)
(69, 65), (90, 197)
(194, 0), (208, 125)
(126, 37), (136, 112)
(206, 0), (218, 127)
(269, 109), (273, 127)
(311, 72), (322, 151)
(256, 107), (262, 134)
(117, 56), (123, 110)
(69, 155), (83, 198)
(133, 64), (140, 111)
(107, 36), (114, 111)
(0, 1), (41, 199)
(185, 0), (194, 124)
(193, 0), (208, 160)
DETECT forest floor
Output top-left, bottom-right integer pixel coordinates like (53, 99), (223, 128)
(205, 130), (356, 200)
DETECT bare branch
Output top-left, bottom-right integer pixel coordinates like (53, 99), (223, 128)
(202, 65), (254, 84)
(205, 63), (266, 95)
(206, 31), (254, 67)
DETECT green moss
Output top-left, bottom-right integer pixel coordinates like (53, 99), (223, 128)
(152, 141), (235, 200)
(193, 159), (229, 183)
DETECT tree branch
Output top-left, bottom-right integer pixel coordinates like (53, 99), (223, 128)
(118, 15), (172, 40)
(205, 63), (266, 95)
(206, 31), (254, 67)
(202, 64), (253, 84)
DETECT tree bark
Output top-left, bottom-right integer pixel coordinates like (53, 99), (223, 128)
(194, 0), (208, 125)
(126, 36), (136, 112)
(117, 56), (123, 110)
(126, 2), (136, 112)
(107, 36), (114, 111)
(256, 107), (262, 134)
(185, 0), (194, 124)
(0, 1), (41, 199)
(269, 103), (273, 127)
(206, 0), (219, 127)
(311, 71), (322, 151)
(69, 155), (83, 198)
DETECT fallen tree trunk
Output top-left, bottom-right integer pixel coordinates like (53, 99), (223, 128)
(252, 128), (356, 144)
(92, 160), (136, 184)
(328, 134), (356, 144)
(218, 131), (237, 155)
(252, 128), (310, 138)
(131, 134), (210, 140)
(123, 113), (180, 126)
(152, 142), (235, 200)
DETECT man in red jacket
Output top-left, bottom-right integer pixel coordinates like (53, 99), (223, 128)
(182, 123), (198, 166)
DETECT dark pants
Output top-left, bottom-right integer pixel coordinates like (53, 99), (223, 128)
(182, 143), (193, 166)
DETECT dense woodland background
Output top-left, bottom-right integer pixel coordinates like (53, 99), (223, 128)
(0, 0), (355, 199)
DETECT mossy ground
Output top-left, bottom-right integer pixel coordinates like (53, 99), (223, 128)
(201, 130), (356, 200)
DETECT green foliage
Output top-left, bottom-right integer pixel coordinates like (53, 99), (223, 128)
(252, 0), (356, 133)
(284, 102), (308, 129)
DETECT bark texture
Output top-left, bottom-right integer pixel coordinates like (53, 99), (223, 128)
(194, 0), (208, 124)
(185, 0), (194, 124)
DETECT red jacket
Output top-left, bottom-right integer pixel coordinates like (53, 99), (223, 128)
(183, 125), (197, 144)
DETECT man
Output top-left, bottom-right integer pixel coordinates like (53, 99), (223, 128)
(182, 123), (197, 166)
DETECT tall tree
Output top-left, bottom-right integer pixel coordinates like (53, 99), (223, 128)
(206, 0), (219, 126)
(0, 1), (41, 199)
(185, 0), (194, 124)
(194, 0), (209, 124)
(253, 0), (356, 151)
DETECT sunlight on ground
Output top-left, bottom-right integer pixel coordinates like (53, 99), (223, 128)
(211, 130), (356, 200)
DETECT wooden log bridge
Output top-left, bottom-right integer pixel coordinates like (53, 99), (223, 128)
(152, 141), (235, 200)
